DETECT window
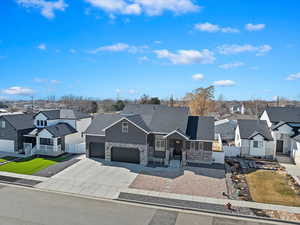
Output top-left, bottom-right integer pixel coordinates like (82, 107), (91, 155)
(40, 138), (54, 146)
(253, 141), (263, 148)
(44, 121), (47, 126)
(199, 142), (204, 150)
(0, 121), (5, 128)
(122, 121), (128, 133)
(155, 135), (166, 151)
(37, 120), (40, 126)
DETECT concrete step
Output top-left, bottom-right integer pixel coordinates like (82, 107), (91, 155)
(169, 160), (181, 168)
(276, 155), (294, 164)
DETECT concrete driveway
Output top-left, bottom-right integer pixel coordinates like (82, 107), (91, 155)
(35, 157), (142, 199)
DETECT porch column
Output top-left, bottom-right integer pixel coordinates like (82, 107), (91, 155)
(53, 138), (58, 151)
(36, 137), (40, 149)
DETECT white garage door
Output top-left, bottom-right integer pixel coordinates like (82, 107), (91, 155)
(0, 139), (15, 153)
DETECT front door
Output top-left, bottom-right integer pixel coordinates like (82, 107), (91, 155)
(173, 140), (182, 159)
(276, 140), (284, 154)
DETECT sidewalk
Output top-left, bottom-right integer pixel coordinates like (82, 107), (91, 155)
(0, 171), (48, 182)
(121, 188), (300, 214)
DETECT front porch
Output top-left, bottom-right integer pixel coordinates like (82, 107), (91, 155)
(23, 134), (64, 157)
(148, 131), (213, 167)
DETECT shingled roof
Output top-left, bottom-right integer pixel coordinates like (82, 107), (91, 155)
(42, 123), (77, 138)
(265, 107), (300, 123)
(86, 104), (214, 141)
(237, 119), (273, 141)
(1, 113), (34, 130)
(36, 109), (90, 120)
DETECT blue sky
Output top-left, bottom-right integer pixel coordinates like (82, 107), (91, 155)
(1, 0), (300, 101)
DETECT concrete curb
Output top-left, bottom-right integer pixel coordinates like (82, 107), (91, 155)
(117, 197), (298, 225)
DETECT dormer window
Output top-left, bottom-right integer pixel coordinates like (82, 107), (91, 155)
(122, 121), (128, 133)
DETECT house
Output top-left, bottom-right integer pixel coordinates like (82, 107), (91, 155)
(291, 135), (300, 164)
(230, 104), (245, 114)
(0, 113), (35, 153)
(260, 107), (300, 156)
(215, 119), (237, 144)
(85, 104), (215, 166)
(23, 109), (92, 156)
(235, 119), (275, 159)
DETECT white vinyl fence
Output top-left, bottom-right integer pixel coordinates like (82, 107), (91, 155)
(65, 143), (86, 154)
(223, 146), (241, 157)
(212, 151), (225, 164)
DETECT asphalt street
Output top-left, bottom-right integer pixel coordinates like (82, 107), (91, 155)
(0, 184), (292, 225)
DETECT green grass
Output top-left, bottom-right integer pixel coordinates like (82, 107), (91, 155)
(0, 156), (17, 163)
(0, 156), (67, 175)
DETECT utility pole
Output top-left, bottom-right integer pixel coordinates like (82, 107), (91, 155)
(31, 96), (34, 112)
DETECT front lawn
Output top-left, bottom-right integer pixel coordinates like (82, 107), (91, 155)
(246, 170), (300, 207)
(0, 156), (17, 163)
(0, 156), (69, 175)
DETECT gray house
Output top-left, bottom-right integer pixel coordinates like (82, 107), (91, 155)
(85, 104), (215, 166)
(0, 113), (35, 153)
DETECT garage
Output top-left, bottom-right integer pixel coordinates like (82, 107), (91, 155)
(0, 139), (15, 153)
(111, 147), (140, 164)
(89, 142), (105, 158)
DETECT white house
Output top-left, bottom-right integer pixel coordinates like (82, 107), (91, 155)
(230, 104), (245, 115)
(24, 109), (91, 156)
(235, 119), (275, 159)
(260, 107), (300, 157)
(291, 135), (300, 165)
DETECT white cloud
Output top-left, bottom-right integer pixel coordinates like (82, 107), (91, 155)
(89, 43), (148, 54)
(50, 79), (60, 84)
(89, 43), (129, 53)
(195, 22), (239, 33)
(154, 49), (215, 65)
(37, 43), (46, 50)
(154, 40), (162, 44)
(128, 89), (138, 94)
(217, 44), (272, 56)
(34, 78), (60, 84)
(286, 72), (300, 80)
(192, 73), (204, 80)
(16, 0), (68, 19)
(245, 23), (266, 31)
(213, 80), (236, 87)
(69, 49), (77, 54)
(138, 56), (149, 61)
(84, 0), (200, 16)
(219, 62), (245, 70)
(2, 86), (34, 96)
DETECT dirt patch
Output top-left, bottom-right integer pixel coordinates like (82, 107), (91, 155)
(130, 167), (226, 199)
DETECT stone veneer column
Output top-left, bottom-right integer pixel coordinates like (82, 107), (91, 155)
(181, 150), (187, 166)
(164, 150), (170, 166)
(105, 142), (112, 162)
(139, 145), (148, 166)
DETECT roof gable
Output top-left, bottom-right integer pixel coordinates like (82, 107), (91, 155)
(1, 113), (34, 130)
(237, 119), (273, 141)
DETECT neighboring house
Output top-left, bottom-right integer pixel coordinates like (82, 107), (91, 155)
(215, 119), (237, 144)
(22, 109), (91, 156)
(0, 113), (35, 153)
(85, 104), (215, 166)
(260, 107), (300, 156)
(291, 135), (300, 165)
(230, 104), (245, 114)
(235, 119), (275, 159)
